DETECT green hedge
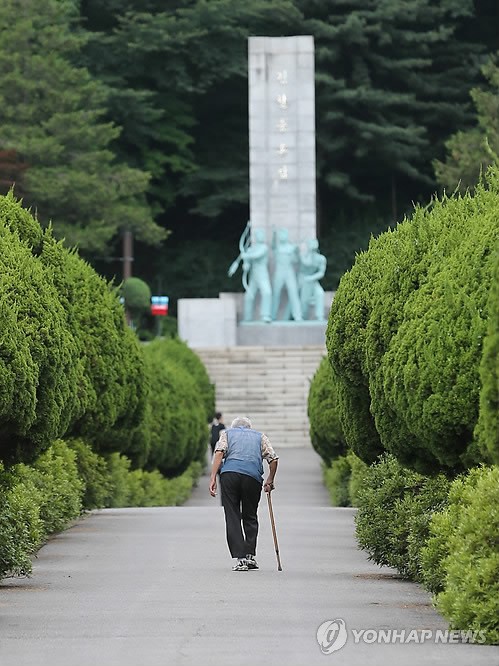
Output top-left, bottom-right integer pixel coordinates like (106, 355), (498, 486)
(92, 452), (202, 509)
(319, 169), (499, 643)
(327, 169), (499, 474)
(0, 194), (147, 466)
(69, 440), (204, 510)
(322, 451), (368, 507)
(151, 337), (215, 422)
(477, 252), (499, 464)
(353, 457), (499, 642)
(308, 356), (346, 465)
(67, 438), (113, 510)
(0, 200), (83, 464)
(422, 465), (499, 643)
(0, 462), (44, 577)
(354, 455), (450, 580)
(142, 339), (209, 476)
(0, 193), (213, 478)
(0, 193), (214, 581)
(0, 440), (82, 577)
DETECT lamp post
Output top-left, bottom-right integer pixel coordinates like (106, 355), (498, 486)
(122, 230), (134, 325)
(122, 230), (134, 281)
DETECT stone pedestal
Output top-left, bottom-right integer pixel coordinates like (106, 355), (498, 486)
(178, 291), (333, 349)
(237, 321), (326, 346)
(177, 297), (237, 348)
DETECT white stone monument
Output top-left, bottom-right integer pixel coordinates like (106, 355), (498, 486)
(249, 35), (316, 244)
(178, 36), (330, 347)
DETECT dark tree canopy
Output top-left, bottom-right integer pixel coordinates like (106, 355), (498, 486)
(2, 0), (498, 298)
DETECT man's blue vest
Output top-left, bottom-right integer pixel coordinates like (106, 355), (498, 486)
(220, 427), (264, 483)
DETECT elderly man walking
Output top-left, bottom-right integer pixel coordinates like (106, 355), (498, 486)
(209, 416), (279, 571)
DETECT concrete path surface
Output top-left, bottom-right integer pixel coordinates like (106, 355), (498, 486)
(1, 447), (498, 666)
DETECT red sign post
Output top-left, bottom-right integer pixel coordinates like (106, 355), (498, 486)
(151, 296), (169, 316)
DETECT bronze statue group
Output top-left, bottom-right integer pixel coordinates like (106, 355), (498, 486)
(228, 223), (327, 323)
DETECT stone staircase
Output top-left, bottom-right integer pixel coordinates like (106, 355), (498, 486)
(195, 346), (326, 448)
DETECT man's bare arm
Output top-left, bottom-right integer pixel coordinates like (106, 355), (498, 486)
(209, 451), (224, 497)
(264, 459), (278, 492)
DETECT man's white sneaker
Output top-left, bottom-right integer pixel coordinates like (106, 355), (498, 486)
(246, 554), (259, 570)
(232, 559), (248, 571)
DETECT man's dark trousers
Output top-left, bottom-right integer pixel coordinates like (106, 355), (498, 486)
(220, 471), (262, 558)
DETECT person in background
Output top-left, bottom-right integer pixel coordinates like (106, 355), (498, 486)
(210, 412), (225, 455)
(209, 416), (279, 571)
(210, 412), (226, 504)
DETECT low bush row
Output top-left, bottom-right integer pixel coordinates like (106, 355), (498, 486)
(353, 456), (498, 643)
(311, 356), (498, 642)
(322, 451), (368, 507)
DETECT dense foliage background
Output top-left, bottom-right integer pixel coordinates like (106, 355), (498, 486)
(0, 0), (497, 308)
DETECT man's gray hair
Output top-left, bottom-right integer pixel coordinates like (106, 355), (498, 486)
(231, 416), (252, 429)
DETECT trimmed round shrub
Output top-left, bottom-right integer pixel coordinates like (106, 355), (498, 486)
(426, 466), (499, 643)
(0, 461), (44, 577)
(355, 454), (450, 579)
(477, 250), (499, 464)
(122, 277), (151, 313)
(50, 244), (148, 459)
(142, 339), (209, 476)
(152, 337), (214, 422)
(0, 216), (81, 464)
(67, 438), (113, 510)
(121, 277), (151, 329)
(368, 190), (498, 473)
(328, 168), (499, 473)
(308, 356), (346, 464)
(322, 451), (368, 507)
(326, 245), (384, 464)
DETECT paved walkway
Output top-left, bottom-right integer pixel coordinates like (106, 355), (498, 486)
(1, 448), (497, 666)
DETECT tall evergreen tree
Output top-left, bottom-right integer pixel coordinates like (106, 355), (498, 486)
(0, 0), (164, 255)
(297, 0), (483, 217)
(81, 0), (302, 221)
(79, 0), (491, 295)
(435, 54), (499, 192)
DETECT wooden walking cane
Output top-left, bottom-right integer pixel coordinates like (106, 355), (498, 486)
(266, 490), (282, 571)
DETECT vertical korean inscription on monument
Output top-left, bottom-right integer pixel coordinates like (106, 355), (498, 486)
(248, 36), (316, 244)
